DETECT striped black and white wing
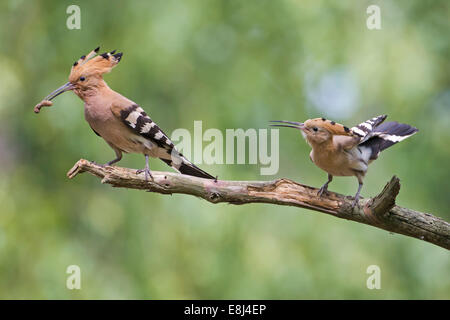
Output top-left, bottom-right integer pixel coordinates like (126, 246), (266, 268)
(116, 104), (175, 151)
(112, 103), (215, 179)
(353, 115), (418, 161)
(351, 115), (387, 144)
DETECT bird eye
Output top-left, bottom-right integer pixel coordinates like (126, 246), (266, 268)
(313, 127), (318, 132)
(79, 76), (86, 81)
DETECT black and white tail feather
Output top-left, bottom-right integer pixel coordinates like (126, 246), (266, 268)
(352, 115), (418, 161)
(161, 149), (215, 180)
(118, 104), (215, 179)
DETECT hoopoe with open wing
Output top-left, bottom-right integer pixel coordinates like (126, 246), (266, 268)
(35, 47), (214, 180)
(271, 115), (418, 207)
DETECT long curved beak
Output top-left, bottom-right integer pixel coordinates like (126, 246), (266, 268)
(44, 82), (75, 101)
(269, 120), (305, 130)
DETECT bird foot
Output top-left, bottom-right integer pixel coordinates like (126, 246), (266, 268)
(351, 196), (360, 209)
(136, 167), (153, 181)
(317, 185), (328, 198)
(91, 161), (107, 168)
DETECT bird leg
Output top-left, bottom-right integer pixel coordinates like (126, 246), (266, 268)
(352, 181), (364, 208)
(136, 154), (153, 181)
(318, 174), (333, 197)
(105, 149), (123, 166)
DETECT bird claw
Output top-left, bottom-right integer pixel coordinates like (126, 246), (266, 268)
(91, 161), (106, 168)
(317, 186), (328, 198)
(136, 167), (153, 181)
(351, 196), (360, 209)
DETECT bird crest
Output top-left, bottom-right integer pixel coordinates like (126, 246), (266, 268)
(68, 46), (123, 82)
(305, 118), (353, 136)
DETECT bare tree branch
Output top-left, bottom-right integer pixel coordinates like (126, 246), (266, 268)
(67, 159), (450, 250)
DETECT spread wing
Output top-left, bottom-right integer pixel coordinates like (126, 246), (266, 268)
(351, 115), (387, 144)
(333, 115), (387, 150)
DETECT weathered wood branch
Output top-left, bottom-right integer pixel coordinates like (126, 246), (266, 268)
(68, 159), (450, 250)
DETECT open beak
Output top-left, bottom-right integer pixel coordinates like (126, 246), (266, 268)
(44, 82), (75, 101)
(269, 120), (305, 130)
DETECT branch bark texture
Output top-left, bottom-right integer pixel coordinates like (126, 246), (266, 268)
(68, 159), (450, 250)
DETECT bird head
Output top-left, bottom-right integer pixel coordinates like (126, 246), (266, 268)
(42, 46), (123, 101)
(270, 118), (353, 145)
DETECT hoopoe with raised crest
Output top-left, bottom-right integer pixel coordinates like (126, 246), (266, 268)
(35, 46), (214, 180)
(271, 115), (418, 207)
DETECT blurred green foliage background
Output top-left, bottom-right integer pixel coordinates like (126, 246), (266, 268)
(0, 0), (449, 299)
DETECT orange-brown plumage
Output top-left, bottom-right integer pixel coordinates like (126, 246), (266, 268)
(69, 50), (120, 82)
(36, 47), (214, 180)
(271, 115), (418, 207)
(304, 118), (353, 137)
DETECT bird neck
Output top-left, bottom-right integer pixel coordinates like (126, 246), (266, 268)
(308, 137), (335, 155)
(75, 79), (114, 103)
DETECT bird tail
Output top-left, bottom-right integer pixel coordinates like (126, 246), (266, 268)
(359, 121), (418, 161)
(159, 150), (215, 179)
